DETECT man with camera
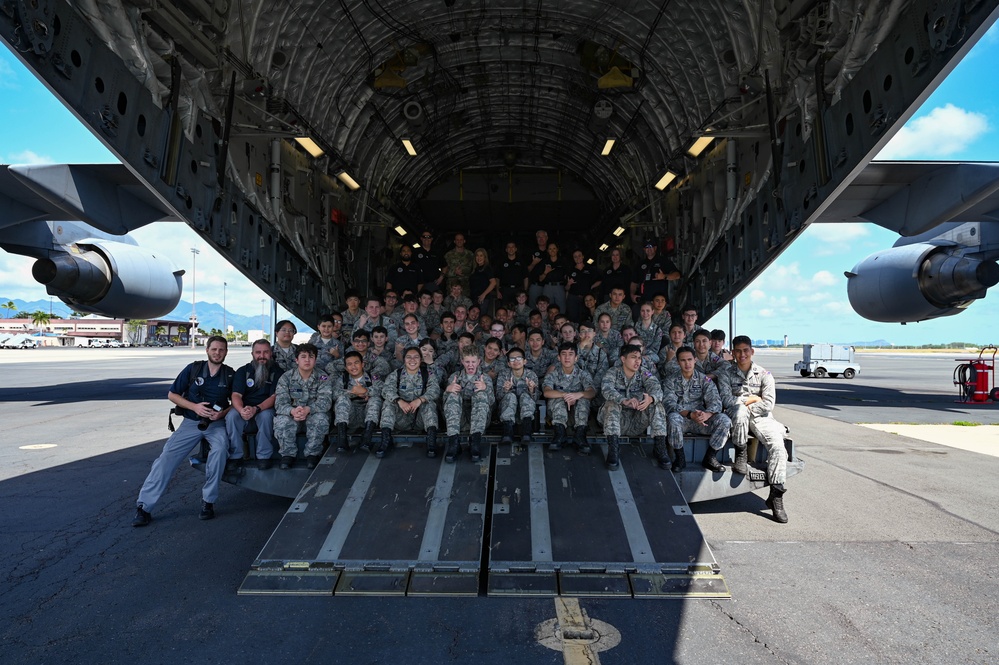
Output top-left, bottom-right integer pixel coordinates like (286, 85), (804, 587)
(132, 336), (235, 526)
(225, 339), (284, 470)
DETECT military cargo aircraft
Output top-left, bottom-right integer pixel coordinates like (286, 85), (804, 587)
(3, 0), (999, 597)
(3, 0), (999, 326)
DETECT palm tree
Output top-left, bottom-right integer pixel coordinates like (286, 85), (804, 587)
(1, 301), (16, 318)
(30, 310), (52, 329)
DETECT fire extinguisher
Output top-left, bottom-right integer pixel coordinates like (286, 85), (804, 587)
(973, 361), (990, 402)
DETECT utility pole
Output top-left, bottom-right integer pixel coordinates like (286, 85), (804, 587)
(190, 247), (200, 348)
(223, 281), (227, 338)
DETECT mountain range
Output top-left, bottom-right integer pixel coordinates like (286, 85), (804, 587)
(0, 297), (311, 334)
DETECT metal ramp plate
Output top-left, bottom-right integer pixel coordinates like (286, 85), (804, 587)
(487, 441), (728, 598)
(239, 443), (488, 596)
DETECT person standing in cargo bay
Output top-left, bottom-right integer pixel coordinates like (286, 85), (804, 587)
(442, 232), (474, 293)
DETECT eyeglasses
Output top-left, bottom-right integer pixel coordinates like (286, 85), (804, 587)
(421, 234), (432, 238)
(508, 357), (525, 362)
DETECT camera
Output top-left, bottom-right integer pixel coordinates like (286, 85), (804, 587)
(198, 400), (229, 430)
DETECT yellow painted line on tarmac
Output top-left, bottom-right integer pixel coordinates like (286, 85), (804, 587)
(555, 597), (599, 665)
(536, 597), (621, 664)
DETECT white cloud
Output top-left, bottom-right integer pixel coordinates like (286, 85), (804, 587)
(877, 104), (989, 159)
(749, 289), (766, 302)
(807, 223), (869, 243)
(812, 270), (837, 286)
(129, 222), (271, 317)
(6, 150), (54, 165)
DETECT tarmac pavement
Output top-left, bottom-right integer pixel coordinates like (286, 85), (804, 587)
(1, 347), (998, 664)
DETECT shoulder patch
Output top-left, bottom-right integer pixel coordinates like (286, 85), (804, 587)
(320, 374), (329, 381)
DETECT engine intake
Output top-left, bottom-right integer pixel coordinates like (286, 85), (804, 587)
(32, 240), (183, 319)
(846, 243), (999, 323)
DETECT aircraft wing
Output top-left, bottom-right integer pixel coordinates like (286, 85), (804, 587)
(0, 164), (180, 235)
(816, 161), (999, 237)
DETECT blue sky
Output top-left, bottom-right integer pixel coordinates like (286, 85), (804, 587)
(2, 23), (999, 344)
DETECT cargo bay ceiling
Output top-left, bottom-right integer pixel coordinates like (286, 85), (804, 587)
(3, 0), (997, 319)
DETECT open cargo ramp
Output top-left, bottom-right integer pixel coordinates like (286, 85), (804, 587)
(238, 437), (730, 599)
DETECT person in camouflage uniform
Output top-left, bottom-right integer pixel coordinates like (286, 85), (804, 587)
(496, 347), (539, 444)
(662, 346), (731, 474)
(525, 328), (557, 378)
(661, 323), (686, 364)
(443, 233), (475, 292)
(442, 345), (495, 463)
(418, 290), (441, 336)
(326, 329), (391, 380)
(332, 351), (383, 455)
(680, 307), (704, 345)
(723, 336), (790, 523)
(598, 343), (667, 471)
(271, 320), (299, 372)
(634, 302), (666, 362)
(650, 294), (672, 333)
(594, 312), (623, 361)
(340, 290), (363, 337)
(274, 343), (334, 470)
(378, 347), (441, 458)
(434, 312), (461, 358)
(480, 337), (506, 382)
(576, 320), (609, 396)
(543, 343), (597, 454)
(355, 296), (399, 348)
(308, 314), (343, 369)
(593, 287), (634, 331)
(661, 329), (726, 382)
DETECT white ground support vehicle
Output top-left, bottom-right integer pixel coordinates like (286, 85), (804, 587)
(795, 343), (861, 379)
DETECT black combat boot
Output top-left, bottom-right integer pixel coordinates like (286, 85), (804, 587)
(549, 424), (566, 451)
(605, 435), (620, 470)
(444, 435), (460, 463)
(501, 421), (514, 444)
(426, 427), (439, 458)
(671, 445), (686, 472)
(653, 436), (670, 470)
(374, 428), (391, 458)
(574, 426), (590, 455)
(766, 485), (789, 523)
(306, 454), (320, 469)
(702, 446), (724, 472)
(520, 417), (533, 443)
(359, 422), (376, 452)
(335, 423), (350, 453)
(732, 443), (748, 475)
(469, 432), (483, 462)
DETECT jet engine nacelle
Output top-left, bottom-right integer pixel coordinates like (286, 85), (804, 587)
(846, 243), (999, 323)
(31, 239), (183, 319)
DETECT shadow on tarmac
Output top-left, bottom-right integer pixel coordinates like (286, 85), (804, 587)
(0, 377), (169, 405)
(0, 440), (696, 665)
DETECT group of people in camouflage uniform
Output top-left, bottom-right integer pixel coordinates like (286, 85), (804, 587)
(131, 235), (790, 526)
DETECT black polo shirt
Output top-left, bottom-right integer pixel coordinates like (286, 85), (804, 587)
(387, 261), (422, 295)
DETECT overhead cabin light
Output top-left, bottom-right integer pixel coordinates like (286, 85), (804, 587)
(295, 137), (325, 158)
(401, 138), (417, 156)
(412, 242), (421, 249)
(601, 139), (616, 156)
(612, 226), (625, 237)
(687, 136), (714, 157)
(598, 243), (609, 252)
(586, 258), (594, 265)
(394, 225), (407, 236)
(337, 171), (361, 191)
(654, 170), (677, 191)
